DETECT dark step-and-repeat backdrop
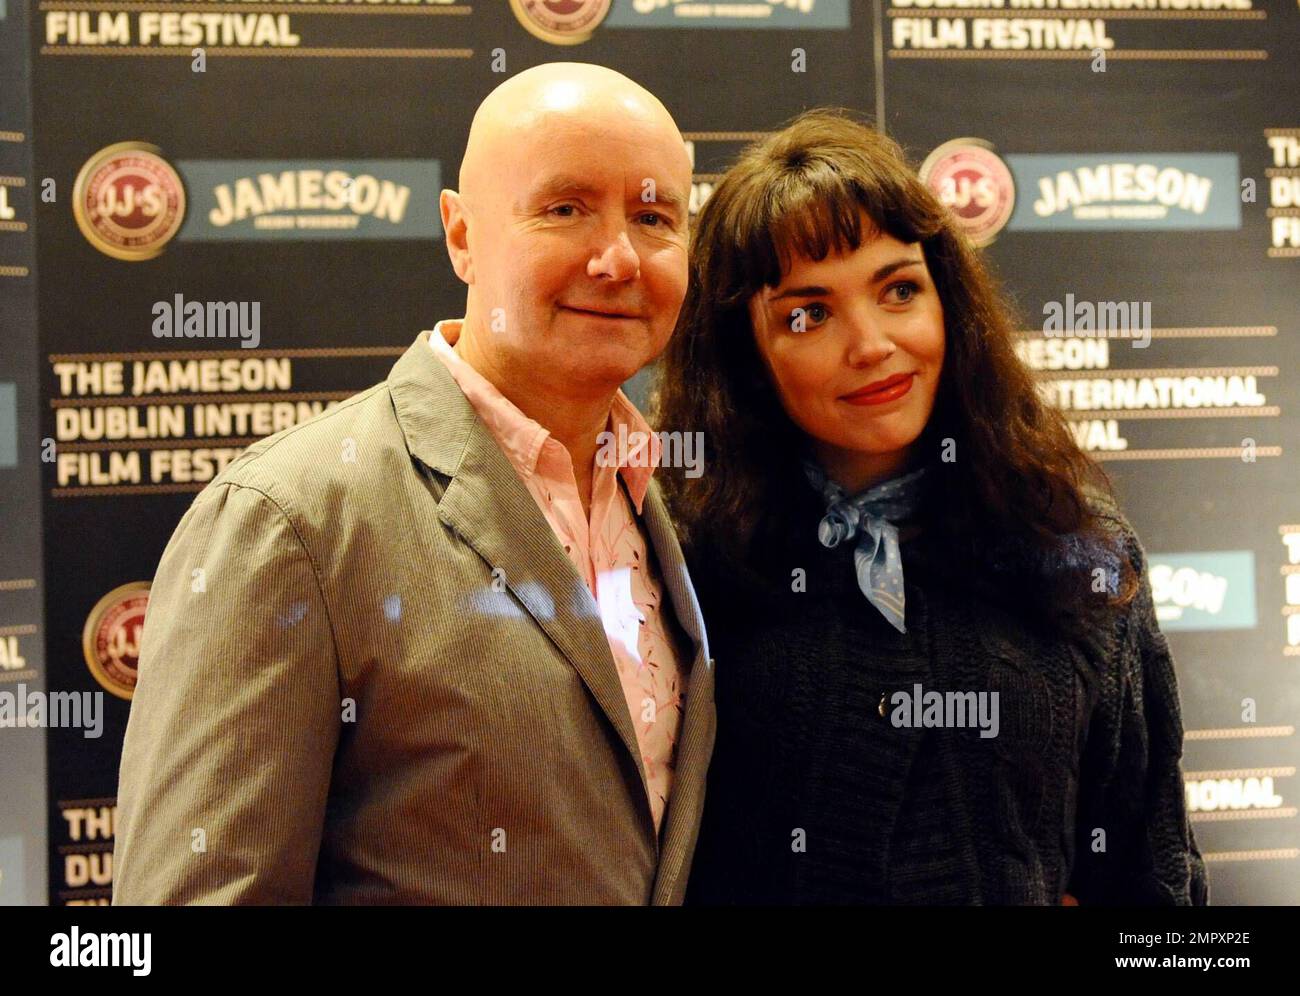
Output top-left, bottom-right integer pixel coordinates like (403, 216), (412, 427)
(0, 0), (1296, 906)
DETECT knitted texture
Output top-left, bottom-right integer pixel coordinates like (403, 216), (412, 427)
(684, 491), (1208, 906)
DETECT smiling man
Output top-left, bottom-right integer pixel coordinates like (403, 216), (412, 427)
(112, 63), (714, 905)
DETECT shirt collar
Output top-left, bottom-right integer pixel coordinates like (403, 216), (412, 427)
(427, 319), (658, 513)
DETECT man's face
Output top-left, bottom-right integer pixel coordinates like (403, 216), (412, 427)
(464, 108), (691, 390)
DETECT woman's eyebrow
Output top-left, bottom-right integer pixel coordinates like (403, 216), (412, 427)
(767, 256), (925, 302)
(768, 283), (830, 303)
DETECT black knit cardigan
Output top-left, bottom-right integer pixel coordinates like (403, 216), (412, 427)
(683, 486), (1209, 906)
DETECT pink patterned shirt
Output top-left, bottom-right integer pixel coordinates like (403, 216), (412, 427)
(427, 320), (687, 834)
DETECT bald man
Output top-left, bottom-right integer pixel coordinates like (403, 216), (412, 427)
(112, 63), (715, 905)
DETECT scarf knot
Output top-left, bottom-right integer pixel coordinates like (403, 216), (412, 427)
(803, 460), (930, 634)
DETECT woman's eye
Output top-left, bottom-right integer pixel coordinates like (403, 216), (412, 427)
(788, 303), (828, 330)
(888, 280), (919, 303)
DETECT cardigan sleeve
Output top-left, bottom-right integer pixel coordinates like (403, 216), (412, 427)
(1067, 517), (1209, 906)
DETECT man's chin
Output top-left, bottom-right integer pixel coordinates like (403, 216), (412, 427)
(553, 349), (655, 392)
(563, 360), (647, 390)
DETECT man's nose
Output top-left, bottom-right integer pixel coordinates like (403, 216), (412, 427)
(587, 222), (641, 281)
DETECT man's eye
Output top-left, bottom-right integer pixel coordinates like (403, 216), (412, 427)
(638, 212), (667, 227)
(549, 204), (577, 217)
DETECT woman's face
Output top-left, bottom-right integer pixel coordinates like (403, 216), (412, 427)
(748, 224), (946, 493)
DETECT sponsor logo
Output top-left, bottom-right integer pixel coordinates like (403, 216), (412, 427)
(1007, 153), (1240, 230)
(919, 138), (1015, 248)
(0, 382), (15, 468)
(605, 0), (849, 29)
(81, 582), (150, 700)
(1149, 552), (1256, 631)
(176, 160), (442, 241)
(510, 0), (611, 44)
(72, 142), (186, 261)
(76, 151), (441, 252)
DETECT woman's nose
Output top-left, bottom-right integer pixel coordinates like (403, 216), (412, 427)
(844, 314), (897, 367)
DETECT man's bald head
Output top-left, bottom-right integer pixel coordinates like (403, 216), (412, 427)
(459, 62), (690, 208)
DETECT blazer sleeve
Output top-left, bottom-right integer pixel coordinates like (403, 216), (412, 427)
(112, 477), (341, 905)
(1068, 523), (1209, 906)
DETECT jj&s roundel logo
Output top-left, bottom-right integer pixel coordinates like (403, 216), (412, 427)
(918, 138), (1015, 248)
(510, 0), (611, 45)
(82, 582), (151, 700)
(72, 142), (186, 261)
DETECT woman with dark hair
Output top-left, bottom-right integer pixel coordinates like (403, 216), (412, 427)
(654, 108), (1208, 905)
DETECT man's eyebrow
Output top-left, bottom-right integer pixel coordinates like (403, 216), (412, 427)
(644, 187), (687, 216)
(516, 175), (688, 216)
(767, 256), (925, 302)
(516, 175), (603, 210)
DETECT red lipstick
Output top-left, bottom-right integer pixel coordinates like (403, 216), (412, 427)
(841, 373), (915, 406)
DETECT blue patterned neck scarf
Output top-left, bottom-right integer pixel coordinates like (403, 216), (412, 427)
(803, 460), (930, 634)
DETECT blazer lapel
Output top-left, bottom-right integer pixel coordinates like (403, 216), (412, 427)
(639, 480), (717, 904)
(389, 332), (649, 799)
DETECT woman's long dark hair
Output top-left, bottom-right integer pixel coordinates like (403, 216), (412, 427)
(652, 108), (1138, 637)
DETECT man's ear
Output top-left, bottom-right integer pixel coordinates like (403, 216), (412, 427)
(440, 189), (474, 285)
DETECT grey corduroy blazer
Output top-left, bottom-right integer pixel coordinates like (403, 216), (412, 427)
(112, 330), (716, 905)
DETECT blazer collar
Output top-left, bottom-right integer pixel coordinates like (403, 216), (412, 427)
(389, 330), (480, 478)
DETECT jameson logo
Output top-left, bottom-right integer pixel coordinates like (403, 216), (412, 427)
(1007, 154), (1240, 230)
(1149, 551), (1257, 632)
(208, 170), (408, 226)
(176, 159), (443, 241)
(608, 0), (850, 28)
(1034, 164), (1212, 216)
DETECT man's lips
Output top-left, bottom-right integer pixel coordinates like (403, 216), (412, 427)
(841, 373), (916, 405)
(561, 305), (643, 320)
